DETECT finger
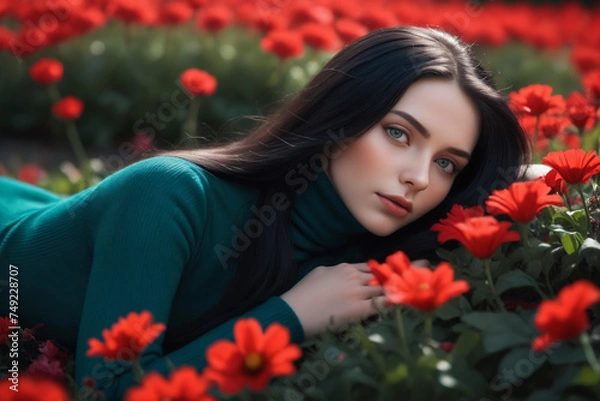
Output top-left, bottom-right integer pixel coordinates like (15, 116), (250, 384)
(362, 295), (391, 316)
(360, 284), (384, 299)
(372, 295), (391, 311)
(352, 262), (372, 273)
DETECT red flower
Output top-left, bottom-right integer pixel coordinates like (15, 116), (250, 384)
(107, 0), (156, 25)
(509, 84), (565, 117)
(25, 355), (64, 382)
(542, 149), (600, 185)
(384, 262), (470, 312)
(125, 366), (215, 401)
(357, 9), (397, 30)
(366, 250), (412, 286)
(243, 8), (287, 34)
(132, 132), (154, 152)
(197, 6), (234, 33)
(566, 92), (595, 131)
(180, 68), (217, 97)
(300, 23), (340, 51)
(430, 204), (485, 245)
(432, 216), (521, 259)
(571, 45), (600, 74)
(532, 280), (600, 351)
(334, 18), (368, 44)
(186, 0), (210, 8)
(560, 132), (581, 150)
(485, 179), (563, 222)
(286, 1), (334, 27)
(544, 171), (568, 194)
(0, 377), (69, 401)
(39, 340), (59, 359)
(439, 341), (455, 353)
(87, 310), (166, 361)
(583, 70), (600, 103)
(260, 29), (304, 60)
(29, 58), (63, 85)
(0, 26), (16, 52)
(160, 1), (194, 25)
(327, 0), (361, 19)
(0, 316), (10, 344)
(17, 164), (46, 185)
(52, 96), (84, 121)
(203, 318), (302, 394)
(538, 114), (570, 139)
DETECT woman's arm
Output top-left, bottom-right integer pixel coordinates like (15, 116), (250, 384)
(74, 159), (305, 400)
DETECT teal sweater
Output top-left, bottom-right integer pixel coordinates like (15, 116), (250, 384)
(0, 155), (367, 399)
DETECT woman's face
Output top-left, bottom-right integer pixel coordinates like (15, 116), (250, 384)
(328, 77), (480, 237)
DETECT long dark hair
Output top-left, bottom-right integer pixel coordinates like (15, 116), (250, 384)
(153, 26), (530, 352)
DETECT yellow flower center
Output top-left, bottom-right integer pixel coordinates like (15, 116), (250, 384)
(418, 283), (431, 291)
(243, 352), (264, 375)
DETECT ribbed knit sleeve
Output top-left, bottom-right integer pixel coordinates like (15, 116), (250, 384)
(74, 157), (305, 400)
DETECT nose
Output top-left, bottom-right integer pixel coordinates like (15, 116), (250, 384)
(398, 157), (429, 191)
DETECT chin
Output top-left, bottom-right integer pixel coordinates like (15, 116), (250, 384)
(362, 217), (401, 237)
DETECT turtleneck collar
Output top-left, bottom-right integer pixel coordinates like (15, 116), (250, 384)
(290, 169), (368, 264)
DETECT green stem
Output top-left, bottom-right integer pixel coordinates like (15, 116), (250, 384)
(543, 268), (556, 298)
(131, 359), (145, 383)
(395, 306), (411, 359)
(576, 184), (592, 234)
(423, 313), (433, 344)
(65, 121), (91, 188)
(483, 258), (506, 312)
(517, 222), (532, 265)
(561, 192), (572, 211)
(184, 96), (201, 137)
(355, 325), (387, 375)
(47, 84), (61, 103)
(580, 332), (600, 375)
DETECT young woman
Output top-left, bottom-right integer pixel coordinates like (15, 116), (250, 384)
(0, 26), (529, 399)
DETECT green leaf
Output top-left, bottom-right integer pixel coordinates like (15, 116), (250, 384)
(568, 209), (590, 234)
(547, 342), (588, 365)
(461, 312), (534, 353)
(450, 329), (482, 362)
(435, 296), (471, 321)
(385, 363), (409, 383)
(573, 366), (600, 386)
(498, 346), (546, 385)
(579, 238), (600, 268)
(525, 389), (562, 401)
(495, 270), (543, 295)
(559, 231), (584, 255)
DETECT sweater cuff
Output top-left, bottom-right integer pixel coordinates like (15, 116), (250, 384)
(250, 296), (306, 344)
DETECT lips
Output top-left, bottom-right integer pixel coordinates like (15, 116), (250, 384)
(377, 193), (413, 212)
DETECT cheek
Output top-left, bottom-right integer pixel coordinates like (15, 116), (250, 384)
(421, 176), (453, 212)
(332, 137), (383, 184)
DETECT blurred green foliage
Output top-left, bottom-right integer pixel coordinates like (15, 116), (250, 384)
(0, 21), (583, 150)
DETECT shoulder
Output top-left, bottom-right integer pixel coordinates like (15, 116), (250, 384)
(93, 155), (217, 200)
(115, 155), (210, 185)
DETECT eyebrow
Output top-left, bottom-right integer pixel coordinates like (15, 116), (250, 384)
(389, 109), (472, 161)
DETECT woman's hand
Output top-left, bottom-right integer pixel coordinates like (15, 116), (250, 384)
(280, 262), (386, 338)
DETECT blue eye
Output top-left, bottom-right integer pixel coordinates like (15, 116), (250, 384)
(386, 127), (408, 143)
(436, 158), (457, 174)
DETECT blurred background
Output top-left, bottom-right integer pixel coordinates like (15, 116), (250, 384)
(0, 0), (598, 194)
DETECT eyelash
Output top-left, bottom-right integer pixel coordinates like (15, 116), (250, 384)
(385, 126), (460, 176)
